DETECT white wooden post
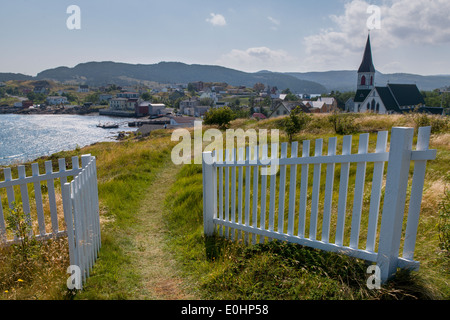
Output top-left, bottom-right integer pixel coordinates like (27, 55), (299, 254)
(203, 151), (215, 237)
(402, 126), (432, 261)
(377, 127), (414, 283)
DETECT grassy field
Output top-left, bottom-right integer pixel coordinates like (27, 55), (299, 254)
(0, 112), (448, 300)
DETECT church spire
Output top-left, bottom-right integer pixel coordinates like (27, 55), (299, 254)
(357, 33), (375, 90)
(358, 34), (375, 73)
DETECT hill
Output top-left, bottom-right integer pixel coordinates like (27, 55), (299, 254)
(35, 61), (328, 94)
(287, 70), (450, 92)
(0, 73), (34, 82)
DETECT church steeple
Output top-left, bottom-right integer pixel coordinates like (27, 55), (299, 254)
(357, 34), (375, 90)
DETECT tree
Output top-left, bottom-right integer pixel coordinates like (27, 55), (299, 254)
(253, 82), (265, 93)
(284, 92), (299, 101)
(141, 92), (152, 101)
(279, 107), (311, 143)
(203, 106), (235, 129)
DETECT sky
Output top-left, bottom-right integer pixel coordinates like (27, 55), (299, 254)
(1, 0), (450, 76)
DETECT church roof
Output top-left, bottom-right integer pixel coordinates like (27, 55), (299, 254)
(387, 83), (425, 106)
(358, 35), (375, 73)
(375, 87), (401, 112)
(373, 84), (425, 113)
(354, 89), (371, 102)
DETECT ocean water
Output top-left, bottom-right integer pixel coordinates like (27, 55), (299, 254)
(0, 114), (138, 166)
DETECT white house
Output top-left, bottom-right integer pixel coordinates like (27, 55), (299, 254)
(78, 85), (89, 93)
(46, 96), (68, 105)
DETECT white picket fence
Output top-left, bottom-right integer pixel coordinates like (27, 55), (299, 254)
(0, 154), (101, 289)
(202, 127), (436, 283)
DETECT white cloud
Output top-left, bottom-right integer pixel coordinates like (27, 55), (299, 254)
(268, 16), (280, 30)
(206, 13), (227, 27)
(303, 0), (450, 71)
(217, 47), (296, 72)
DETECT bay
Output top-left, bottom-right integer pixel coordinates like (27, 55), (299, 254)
(0, 114), (139, 166)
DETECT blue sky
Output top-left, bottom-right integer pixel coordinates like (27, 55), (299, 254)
(1, 0), (449, 76)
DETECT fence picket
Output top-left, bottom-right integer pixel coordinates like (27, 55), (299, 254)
(244, 147), (251, 243)
(252, 145), (259, 244)
(403, 126), (431, 260)
(366, 131), (388, 252)
(230, 148), (237, 241)
(237, 148), (244, 240)
(278, 143), (288, 234)
(0, 193), (6, 243)
(287, 142), (299, 236)
(259, 145), (268, 243)
(349, 133), (369, 249)
(18, 166), (32, 234)
(225, 149), (230, 239)
(4, 168), (15, 210)
(322, 137), (337, 243)
(268, 143), (278, 234)
(309, 139), (323, 240)
(298, 140), (310, 238)
(31, 163), (46, 236)
(218, 149), (224, 237)
(45, 161), (59, 235)
(335, 135), (352, 246)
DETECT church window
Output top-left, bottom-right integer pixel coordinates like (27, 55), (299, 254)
(361, 76), (366, 86)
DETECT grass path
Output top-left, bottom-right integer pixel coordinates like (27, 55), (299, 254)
(129, 161), (197, 300)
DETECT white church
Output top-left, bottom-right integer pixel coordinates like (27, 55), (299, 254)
(345, 35), (443, 115)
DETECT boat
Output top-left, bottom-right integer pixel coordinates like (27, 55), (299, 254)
(97, 122), (119, 129)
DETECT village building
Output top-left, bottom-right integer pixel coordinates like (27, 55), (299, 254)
(78, 85), (89, 93)
(46, 96), (68, 105)
(346, 34), (444, 115)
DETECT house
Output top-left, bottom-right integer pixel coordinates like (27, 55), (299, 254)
(149, 103), (166, 116)
(304, 101), (327, 113)
(78, 85), (89, 93)
(269, 101), (309, 118)
(117, 92), (140, 99)
(317, 97), (338, 112)
(136, 102), (151, 117)
(46, 96), (68, 105)
(180, 98), (200, 114)
(109, 98), (128, 110)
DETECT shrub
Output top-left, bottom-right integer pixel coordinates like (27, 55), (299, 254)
(203, 106), (236, 130)
(5, 202), (40, 264)
(278, 108), (312, 142)
(328, 112), (360, 135)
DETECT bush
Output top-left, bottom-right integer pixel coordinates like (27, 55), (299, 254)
(328, 112), (360, 135)
(410, 112), (449, 133)
(203, 107), (235, 129)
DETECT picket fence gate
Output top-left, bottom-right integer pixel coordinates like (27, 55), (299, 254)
(0, 154), (101, 289)
(202, 127), (436, 283)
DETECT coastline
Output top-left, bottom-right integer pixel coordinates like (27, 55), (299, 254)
(0, 113), (139, 168)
